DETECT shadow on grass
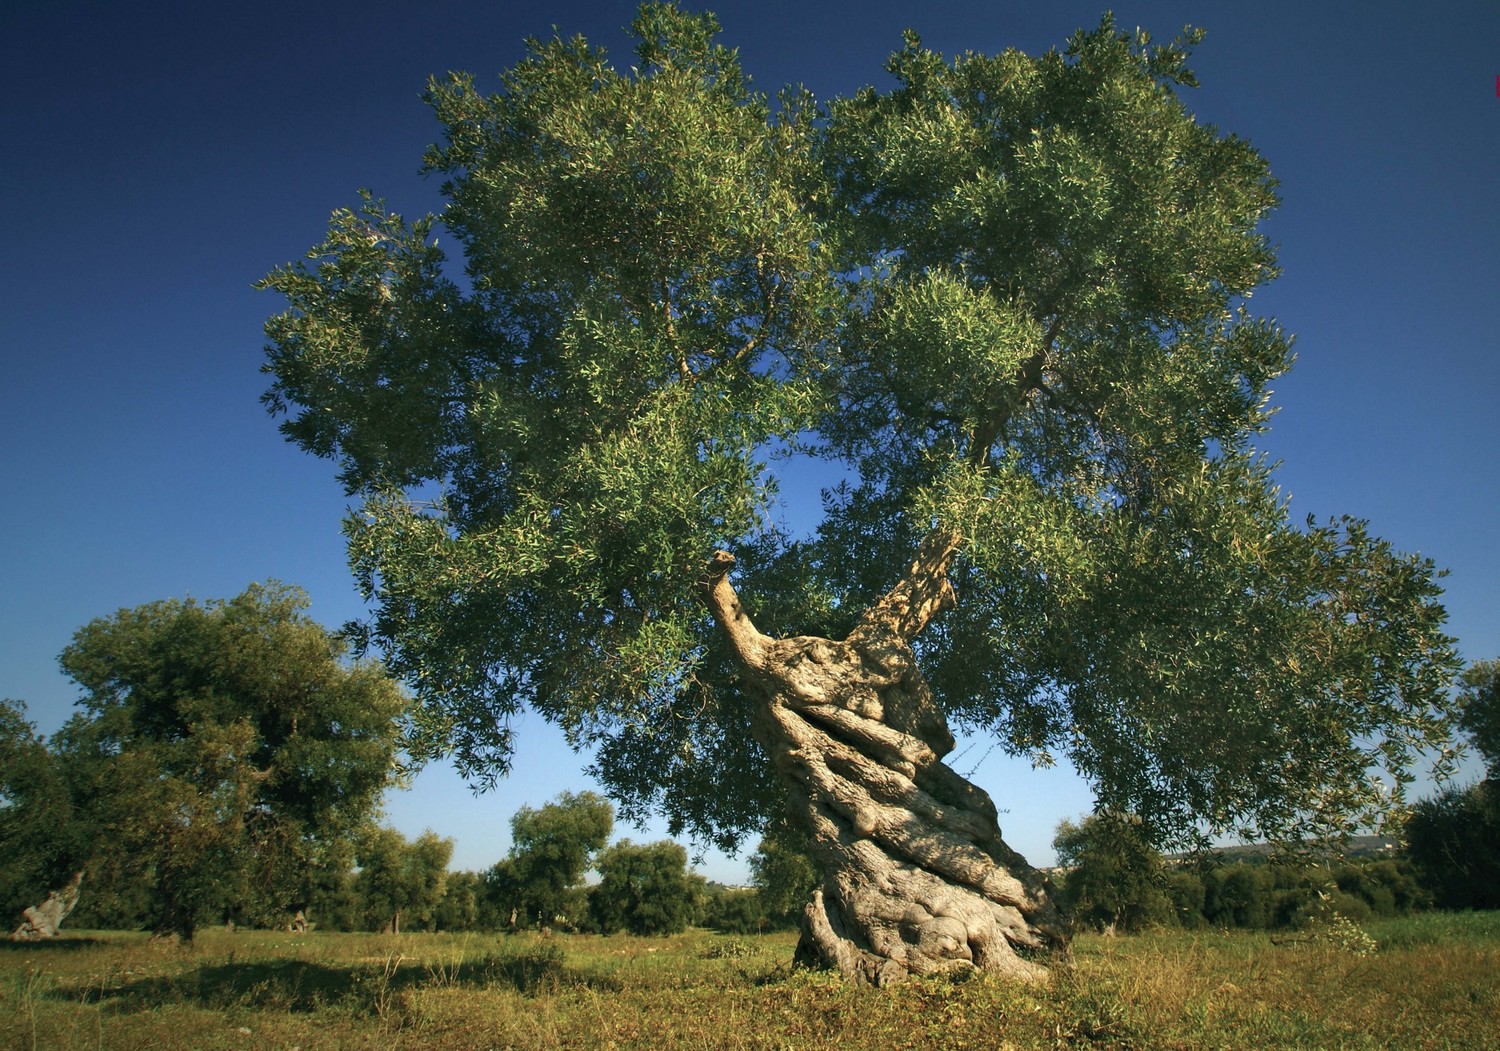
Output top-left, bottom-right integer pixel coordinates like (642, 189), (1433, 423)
(61, 943), (618, 1014)
(0, 936), (112, 952)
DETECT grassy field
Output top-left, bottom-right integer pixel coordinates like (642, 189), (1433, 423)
(2, 914), (1496, 1050)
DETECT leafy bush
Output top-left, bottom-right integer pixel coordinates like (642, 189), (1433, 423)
(1404, 781), (1500, 910)
(589, 840), (702, 936)
(1311, 912), (1378, 956)
(700, 937), (757, 959)
(749, 819), (817, 928)
(702, 888), (767, 934)
(1053, 812), (1175, 932)
(1203, 864), (1272, 929)
(1165, 871), (1206, 928)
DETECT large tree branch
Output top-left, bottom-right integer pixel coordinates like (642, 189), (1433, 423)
(699, 551), (770, 669)
(852, 527), (963, 644)
(968, 316), (1063, 467)
(967, 361), (1041, 467)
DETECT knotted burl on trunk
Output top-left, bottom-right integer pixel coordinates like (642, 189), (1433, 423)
(701, 530), (1064, 985)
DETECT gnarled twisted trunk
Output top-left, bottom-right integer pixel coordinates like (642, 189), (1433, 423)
(11, 870), (84, 941)
(701, 530), (1062, 985)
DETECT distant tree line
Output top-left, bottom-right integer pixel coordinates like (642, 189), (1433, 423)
(1050, 812), (1430, 933)
(7, 584), (1493, 941)
(307, 791), (713, 937)
(1050, 663), (1500, 932)
(301, 792), (808, 938)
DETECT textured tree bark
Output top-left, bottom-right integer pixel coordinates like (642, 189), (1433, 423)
(11, 870), (84, 941)
(701, 530), (1063, 985)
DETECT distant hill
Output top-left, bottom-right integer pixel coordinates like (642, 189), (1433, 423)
(1165, 835), (1399, 864)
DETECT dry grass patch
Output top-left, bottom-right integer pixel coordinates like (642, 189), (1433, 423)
(0, 918), (1495, 1050)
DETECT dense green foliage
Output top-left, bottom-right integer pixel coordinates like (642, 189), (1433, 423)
(1458, 660), (1500, 775)
(1400, 661), (1500, 911)
(1052, 812), (1174, 932)
(260, 3), (1460, 861)
(748, 818), (818, 928)
(354, 826), (454, 933)
(293, 793), (703, 937)
(0, 700), (84, 924)
(589, 839), (704, 935)
(429, 870), (491, 931)
(700, 885), (768, 933)
(9, 584), (407, 939)
(1050, 811), (1431, 933)
(487, 791), (614, 928)
(1404, 782), (1500, 910)
(1058, 852), (1427, 934)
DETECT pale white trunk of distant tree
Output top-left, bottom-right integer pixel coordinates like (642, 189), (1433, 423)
(702, 530), (1062, 985)
(11, 870), (85, 941)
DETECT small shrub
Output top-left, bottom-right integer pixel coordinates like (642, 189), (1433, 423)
(1311, 913), (1377, 957)
(1166, 871), (1207, 928)
(482, 941), (569, 993)
(1204, 864), (1272, 928)
(700, 937), (756, 960)
(703, 889), (767, 934)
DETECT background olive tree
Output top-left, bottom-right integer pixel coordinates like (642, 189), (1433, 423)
(487, 791), (614, 929)
(1051, 813), (1174, 933)
(355, 826), (453, 933)
(589, 839), (703, 936)
(43, 583), (406, 939)
(0, 700), (88, 935)
(749, 818), (818, 929)
(1403, 660), (1500, 910)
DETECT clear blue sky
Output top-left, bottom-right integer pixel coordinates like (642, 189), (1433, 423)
(2, 1), (1496, 881)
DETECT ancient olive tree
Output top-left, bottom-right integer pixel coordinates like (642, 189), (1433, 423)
(260, 5), (1460, 983)
(54, 583), (406, 940)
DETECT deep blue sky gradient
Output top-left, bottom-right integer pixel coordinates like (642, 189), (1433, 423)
(3, 0), (1496, 878)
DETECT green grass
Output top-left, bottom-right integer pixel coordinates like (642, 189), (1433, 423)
(1, 916), (1496, 1049)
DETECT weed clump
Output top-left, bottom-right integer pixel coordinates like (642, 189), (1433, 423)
(700, 937), (757, 960)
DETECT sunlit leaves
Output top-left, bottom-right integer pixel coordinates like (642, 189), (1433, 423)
(264, 6), (840, 801)
(492, 790), (612, 927)
(262, 6), (1460, 855)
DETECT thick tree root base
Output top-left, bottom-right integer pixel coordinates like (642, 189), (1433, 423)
(703, 534), (1062, 984)
(796, 876), (1052, 986)
(784, 762), (1060, 985)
